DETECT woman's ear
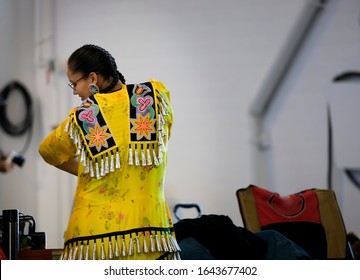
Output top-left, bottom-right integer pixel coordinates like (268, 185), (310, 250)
(88, 72), (98, 83)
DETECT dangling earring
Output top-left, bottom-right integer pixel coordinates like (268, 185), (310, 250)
(88, 83), (99, 94)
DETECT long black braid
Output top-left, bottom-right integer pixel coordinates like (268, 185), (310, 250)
(68, 44), (126, 93)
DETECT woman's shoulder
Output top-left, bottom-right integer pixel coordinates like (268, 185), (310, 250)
(147, 79), (167, 88)
(147, 79), (170, 98)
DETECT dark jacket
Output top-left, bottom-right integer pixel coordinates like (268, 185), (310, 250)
(174, 214), (267, 260)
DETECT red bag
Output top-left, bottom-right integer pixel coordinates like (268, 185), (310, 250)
(0, 247), (7, 260)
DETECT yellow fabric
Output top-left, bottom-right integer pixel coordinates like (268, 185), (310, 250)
(39, 80), (177, 260)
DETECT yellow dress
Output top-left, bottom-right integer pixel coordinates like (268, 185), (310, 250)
(39, 80), (180, 260)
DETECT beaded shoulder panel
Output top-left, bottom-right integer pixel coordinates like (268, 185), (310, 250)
(64, 81), (170, 179)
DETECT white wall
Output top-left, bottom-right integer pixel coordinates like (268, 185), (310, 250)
(1, 0), (359, 249)
(0, 0), (39, 225)
(258, 0), (360, 235)
(0, 0), (15, 80)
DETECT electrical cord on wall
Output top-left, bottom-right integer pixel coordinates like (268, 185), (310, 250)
(0, 81), (33, 155)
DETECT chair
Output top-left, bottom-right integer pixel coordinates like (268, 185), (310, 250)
(236, 184), (354, 259)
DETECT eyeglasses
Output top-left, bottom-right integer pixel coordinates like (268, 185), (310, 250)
(68, 75), (88, 90)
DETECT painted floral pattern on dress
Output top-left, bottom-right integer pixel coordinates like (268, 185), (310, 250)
(72, 226), (81, 238)
(116, 212), (125, 224)
(139, 171), (147, 181)
(100, 206), (115, 231)
(98, 183), (121, 200)
(142, 217), (151, 227)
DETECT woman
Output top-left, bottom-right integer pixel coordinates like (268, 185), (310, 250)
(39, 44), (179, 260)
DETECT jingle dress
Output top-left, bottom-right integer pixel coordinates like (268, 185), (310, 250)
(39, 80), (180, 260)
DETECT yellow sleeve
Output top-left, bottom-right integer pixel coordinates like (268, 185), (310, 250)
(149, 79), (171, 101)
(38, 118), (77, 166)
(149, 79), (174, 139)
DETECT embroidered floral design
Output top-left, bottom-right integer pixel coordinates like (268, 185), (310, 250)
(125, 82), (170, 167)
(85, 123), (112, 152)
(136, 96), (155, 118)
(130, 113), (156, 140)
(129, 83), (156, 141)
(131, 83), (155, 118)
(78, 100), (100, 134)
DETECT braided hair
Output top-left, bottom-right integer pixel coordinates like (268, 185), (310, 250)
(67, 44), (126, 93)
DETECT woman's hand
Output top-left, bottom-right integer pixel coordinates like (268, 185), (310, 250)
(0, 159), (14, 173)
